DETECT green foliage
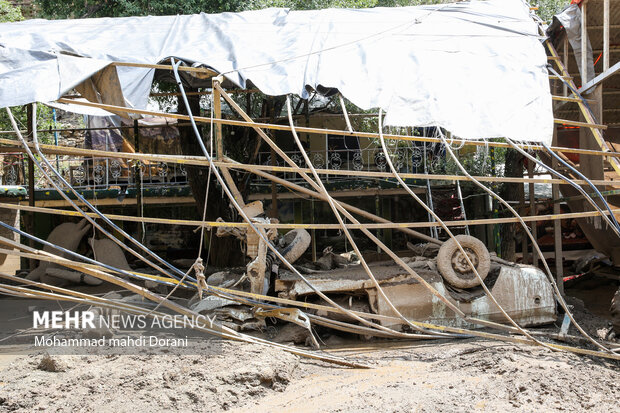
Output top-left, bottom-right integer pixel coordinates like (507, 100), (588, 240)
(35, 0), (246, 19)
(242, 0), (379, 10)
(0, 0), (23, 22)
(34, 0), (455, 19)
(532, 0), (568, 23)
(0, 104), (58, 144)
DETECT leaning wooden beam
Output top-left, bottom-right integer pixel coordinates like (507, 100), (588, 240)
(580, 60), (620, 95)
(554, 118), (607, 129)
(55, 98), (620, 159)
(223, 159), (620, 186)
(4, 202), (618, 231)
(552, 131), (564, 294)
(546, 40), (620, 176)
(4, 198), (619, 360)
(6, 138), (620, 186)
(0, 238), (368, 368)
(110, 61), (218, 77)
(150, 89), (260, 97)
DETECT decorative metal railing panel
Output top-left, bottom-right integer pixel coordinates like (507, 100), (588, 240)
(1, 153), (188, 191)
(256, 146), (446, 184)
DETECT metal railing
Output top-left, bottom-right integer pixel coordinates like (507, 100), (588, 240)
(1, 153), (188, 191)
(256, 145), (446, 184)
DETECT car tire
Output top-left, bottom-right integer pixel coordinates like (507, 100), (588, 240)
(437, 235), (490, 289)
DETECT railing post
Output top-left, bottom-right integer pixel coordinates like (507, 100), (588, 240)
(134, 119), (143, 241)
(212, 76), (224, 160)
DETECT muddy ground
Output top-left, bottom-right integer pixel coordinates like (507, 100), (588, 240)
(0, 337), (617, 412)
(0, 295), (618, 412)
(0, 326), (620, 413)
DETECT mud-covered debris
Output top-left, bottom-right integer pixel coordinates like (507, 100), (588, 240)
(37, 354), (67, 372)
(273, 323), (310, 344)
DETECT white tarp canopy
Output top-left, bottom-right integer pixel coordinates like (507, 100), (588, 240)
(0, 0), (552, 143)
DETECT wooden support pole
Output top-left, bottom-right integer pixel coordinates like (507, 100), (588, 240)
(519, 181), (528, 264)
(26, 104), (35, 269)
(269, 101), (278, 219)
(528, 160), (538, 267)
(311, 199), (317, 262)
(581, 2), (588, 87)
(134, 120), (143, 242)
(552, 127), (564, 294)
(580, 85), (605, 184)
(212, 77), (224, 160)
(604, 0), (610, 71)
(563, 35), (569, 97)
(220, 167), (245, 207)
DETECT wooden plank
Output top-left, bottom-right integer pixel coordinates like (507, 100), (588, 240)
(552, 95), (580, 103)
(580, 60), (620, 95)
(28, 196), (196, 208)
(5, 201), (620, 231)
(111, 61), (217, 77)
(4, 136), (620, 167)
(554, 118), (607, 129)
(55, 97), (620, 158)
(552, 95), (596, 104)
(220, 166), (245, 207)
(247, 187), (425, 200)
(5, 137), (620, 187)
(549, 75), (572, 80)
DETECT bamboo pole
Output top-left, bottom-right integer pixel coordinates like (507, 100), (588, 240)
(2, 201), (617, 231)
(552, 128), (564, 293)
(111, 61), (217, 77)
(1, 209), (619, 360)
(55, 98), (620, 159)
(0, 238), (368, 367)
(4, 137), (620, 186)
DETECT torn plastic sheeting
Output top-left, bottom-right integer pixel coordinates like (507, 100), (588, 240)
(0, 0), (552, 143)
(547, 4), (594, 83)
